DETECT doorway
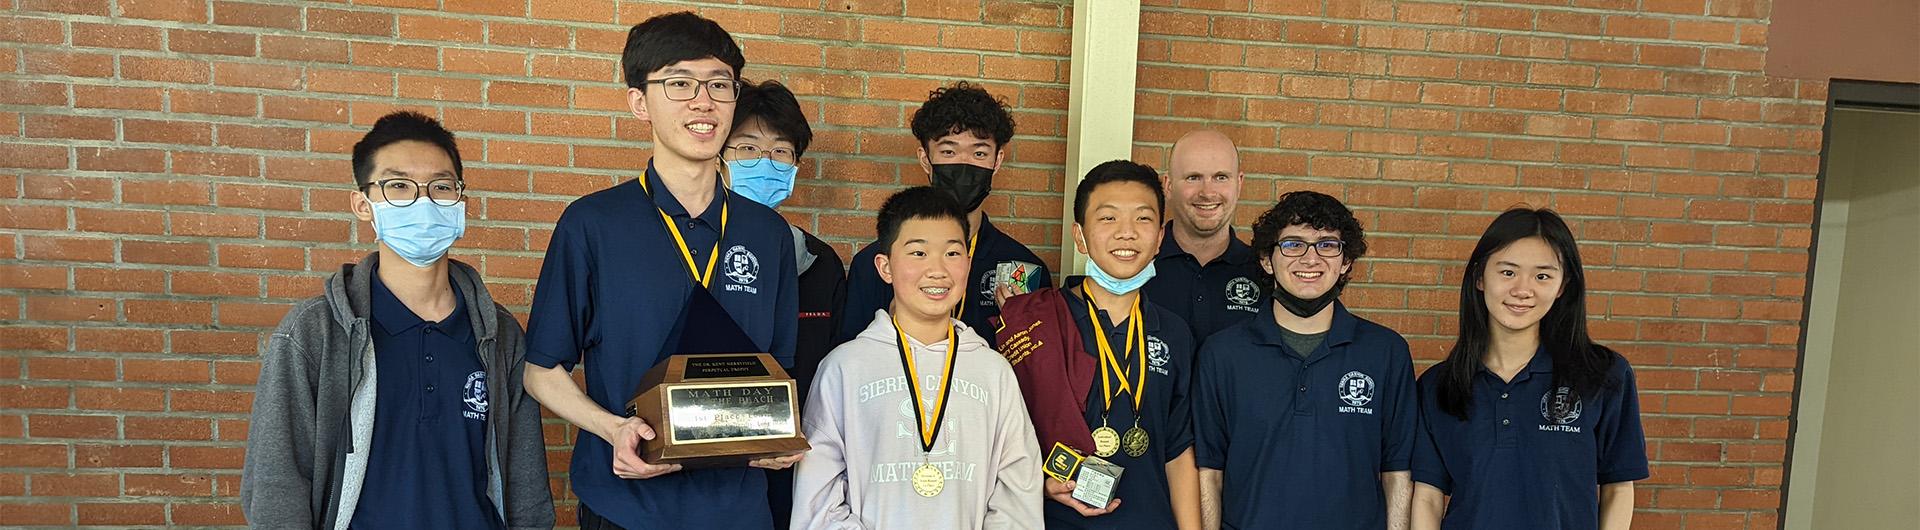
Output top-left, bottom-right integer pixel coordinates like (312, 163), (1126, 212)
(1782, 82), (1920, 529)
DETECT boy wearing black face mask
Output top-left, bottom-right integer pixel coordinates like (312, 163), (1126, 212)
(834, 81), (1052, 347)
(1191, 191), (1416, 530)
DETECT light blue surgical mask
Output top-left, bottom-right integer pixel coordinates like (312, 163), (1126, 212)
(370, 199), (465, 268)
(727, 159), (798, 208)
(1085, 260), (1157, 295)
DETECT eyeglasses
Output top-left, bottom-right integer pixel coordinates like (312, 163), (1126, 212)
(364, 178), (465, 207)
(644, 76), (741, 102)
(724, 144), (797, 168)
(1276, 238), (1346, 258)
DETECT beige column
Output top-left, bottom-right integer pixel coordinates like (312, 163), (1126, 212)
(1060, 0), (1141, 275)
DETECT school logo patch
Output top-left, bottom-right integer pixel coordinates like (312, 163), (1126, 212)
(1541, 387), (1583, 426)
(462, 370), (488, 421)
(722, 245), (760, 293)
(977, 270), (999, 307)
(1146, 335), (1170, 375)
(1224, 276), (1261, 309)
(1337, 371), (1375, 407)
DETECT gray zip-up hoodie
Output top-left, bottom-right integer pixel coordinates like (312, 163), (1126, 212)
(240, 253), (554, 529)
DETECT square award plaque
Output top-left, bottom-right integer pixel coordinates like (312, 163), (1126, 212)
(625, 353), (811, 467)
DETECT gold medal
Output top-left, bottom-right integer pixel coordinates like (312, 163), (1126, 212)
(892, 318), (960, 498)
(1123, 421), (1150, 458)
(1082, 287), (1149, 460)
(911, 462), (945, 497)
(1092, 425), (1121, 457)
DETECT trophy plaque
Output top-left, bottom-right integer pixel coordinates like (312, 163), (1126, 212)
(625, 353), (810, 467)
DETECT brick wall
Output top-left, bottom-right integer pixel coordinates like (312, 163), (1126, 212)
(1130, 1), (1819, 528)
(0, 0), (1072, 526)
(0, 0), (1818, 528)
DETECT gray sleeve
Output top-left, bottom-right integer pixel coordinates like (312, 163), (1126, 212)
(501, 319), (557, 530)
(984, 368), (1044, 529)
(791, 360), (864, 530)
(241, 311), (320, 527)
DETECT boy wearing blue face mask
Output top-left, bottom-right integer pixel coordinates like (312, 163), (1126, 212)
(722, 79), (848, 529)
(995, 160), (1202, 530)
(241, 111), (554, 530)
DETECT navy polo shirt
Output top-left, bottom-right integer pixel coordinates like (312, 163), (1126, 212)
(350, 269), (500, 530)
(1047, 279), (1195, 529)
(835, 215), (1051, 346)
(1192, 301), (1417, 530)
(524, 162), (798, 529)
(1142, 226), (1267, 346)
(1410, 351), (1648, 530)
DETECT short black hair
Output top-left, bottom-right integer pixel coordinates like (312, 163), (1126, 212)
(351, 111), (462, 188)
(875, 186), (971, 254)
(1072, 160), (1165, 224)
(731, 80), (812, 159)
(622, 12), (745, 90)
(910, 81), (1015, 151)
(1251, 191), (1368, 287)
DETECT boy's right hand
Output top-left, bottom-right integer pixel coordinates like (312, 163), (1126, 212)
(610, 416), (683, 479)
(1045, 476), (1120, 516)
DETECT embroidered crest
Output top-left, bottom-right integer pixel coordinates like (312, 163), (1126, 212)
(1337, 371), (1375, 407)
(722, 245), (759, 285)
(1225, 276), (1261, 307)
(1541, 386), (1583, 425)
(462, 370), (488, 421)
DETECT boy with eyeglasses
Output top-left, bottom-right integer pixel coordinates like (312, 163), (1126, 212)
(720, 79), (848, 528)
(1191, 191), (1416, 530)
(521, 12), (802, 530)
(241, 111), (554, 529)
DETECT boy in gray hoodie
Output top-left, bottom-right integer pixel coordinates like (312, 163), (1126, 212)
(240, 112), (553, 530)
(791, 186), (1043, 529)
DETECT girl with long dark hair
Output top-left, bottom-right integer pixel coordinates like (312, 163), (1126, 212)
(1410, 209), (1648, 530)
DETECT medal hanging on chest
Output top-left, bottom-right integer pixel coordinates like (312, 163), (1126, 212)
(1091, 418), (1121, 458)
(893, 317), (959, 498)
(1082, 287), (1150, 459)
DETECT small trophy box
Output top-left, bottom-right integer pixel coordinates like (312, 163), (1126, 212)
(625, 353), (810, 467)
(1044, 442), (1123, 509)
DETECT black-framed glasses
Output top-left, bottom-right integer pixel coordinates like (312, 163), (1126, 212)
(1277, 238), (1345, 258)
(363, 178), (465, 207)
(724, 144), (797, 169)
(643, 76), (741, 102)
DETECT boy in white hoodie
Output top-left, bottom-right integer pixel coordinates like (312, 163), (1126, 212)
(792, 186), (1044, 529)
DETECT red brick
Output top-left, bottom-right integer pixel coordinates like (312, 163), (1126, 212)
(29, 414), (118, 439)
(76, 388), (166, 412)
(262, 35), (348, 63)
(78, 502), (166, 525)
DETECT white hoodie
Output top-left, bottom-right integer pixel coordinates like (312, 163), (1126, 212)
(791, 310), (1043, 529)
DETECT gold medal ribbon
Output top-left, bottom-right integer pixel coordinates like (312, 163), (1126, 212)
(1082, 286), (1147, 414)
(893, 316), (960, 453)
(638, 173), (729, 287)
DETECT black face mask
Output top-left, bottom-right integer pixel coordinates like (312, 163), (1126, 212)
(928, 162), (994, 212)
(1273, 279), (1342, 318)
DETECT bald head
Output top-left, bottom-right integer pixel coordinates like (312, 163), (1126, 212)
(1164, 130), (1244, 239)
(1171, 130), (1238, 175)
